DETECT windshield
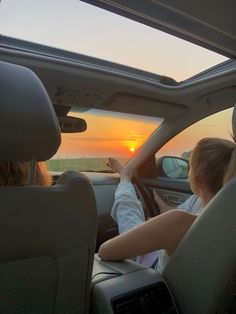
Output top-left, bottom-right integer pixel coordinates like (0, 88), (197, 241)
(0, 0), (227, 81)
(47, 109), (163, 172)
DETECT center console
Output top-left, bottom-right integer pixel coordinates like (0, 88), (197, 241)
(91, 255), (178, 313)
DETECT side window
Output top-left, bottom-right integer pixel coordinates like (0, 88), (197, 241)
(156, 107), (233, 160)
(155, 107), (233, 179)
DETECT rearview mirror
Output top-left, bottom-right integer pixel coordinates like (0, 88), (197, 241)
(58, 116), (87, 133)
(156, 156), (189, 179)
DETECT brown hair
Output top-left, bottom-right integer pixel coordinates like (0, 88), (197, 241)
(0, 161), (52, 187)
(191, 137), (236, 195)
(35, 162), (52, 186)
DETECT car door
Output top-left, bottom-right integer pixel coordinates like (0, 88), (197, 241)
(135, 156), (192, 217)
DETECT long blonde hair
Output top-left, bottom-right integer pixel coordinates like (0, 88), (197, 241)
(0, 161), (52, 186)
(191, 137), (236, 195)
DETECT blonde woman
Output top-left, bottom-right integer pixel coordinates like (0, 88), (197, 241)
(99, 137), (236, 272)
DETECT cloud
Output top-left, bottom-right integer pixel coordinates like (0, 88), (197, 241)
(64, 136), (144, 142)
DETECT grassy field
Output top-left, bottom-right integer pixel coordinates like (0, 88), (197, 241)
(46, 158), (128, 172)
(47, 155), (190, 173)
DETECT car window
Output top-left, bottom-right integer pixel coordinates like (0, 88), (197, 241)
(156, 107), (233, 160)
(0, 0), (226, 82)
(47, 109), (163, 172)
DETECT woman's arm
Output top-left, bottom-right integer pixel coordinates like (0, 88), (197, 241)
(111, 181), (145, 234)
(98, 210), (197, 261)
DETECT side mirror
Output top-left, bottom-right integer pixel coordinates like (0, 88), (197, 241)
(58, 116), (87, 133)
(156, 156), (189, 179)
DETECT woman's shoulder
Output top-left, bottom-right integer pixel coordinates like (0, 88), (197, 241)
(169, 209), (198, 220)
(155, 209), (197, 230)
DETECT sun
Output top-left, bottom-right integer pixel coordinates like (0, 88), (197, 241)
(129, 147), (135, 152)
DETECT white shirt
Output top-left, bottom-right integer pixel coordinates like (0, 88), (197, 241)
(178, 193), (203, 214)
(111, 181), (203, 273)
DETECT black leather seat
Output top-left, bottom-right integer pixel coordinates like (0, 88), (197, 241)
(0, 61), (97, 313)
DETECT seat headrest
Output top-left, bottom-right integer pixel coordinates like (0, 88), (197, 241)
(233, 104), (236, 140)
(0, 61), (61, 161)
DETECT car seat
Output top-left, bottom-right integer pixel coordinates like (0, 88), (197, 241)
(0, 61), (97, 314)
(163, 105), (236, 313)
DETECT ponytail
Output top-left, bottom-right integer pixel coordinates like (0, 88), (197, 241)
(191, 137), (235, 195)
(223, 146), (236, 184)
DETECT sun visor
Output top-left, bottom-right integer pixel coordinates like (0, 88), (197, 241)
(0, 61), (61, 161)
(199, 87), (236, 105)
(99, 93), (187, 118)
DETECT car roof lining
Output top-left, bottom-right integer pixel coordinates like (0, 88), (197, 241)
(1, 36), (236, 143)
(99, 93), (187, 118)
(1, 35), (235, 86)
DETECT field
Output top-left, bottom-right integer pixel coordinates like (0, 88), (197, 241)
(46, 154), (191, 173)
(46, 158), (128, 172)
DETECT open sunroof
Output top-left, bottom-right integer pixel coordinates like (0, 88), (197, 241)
(0, 0), (227, 82)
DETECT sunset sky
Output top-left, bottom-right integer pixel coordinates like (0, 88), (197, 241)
(0, 0), (231, 159)
(158, 107), (233, 157)
(58, 111), (161, 158)
(0, 0), (226, 81)
(56, 108), (233, 159)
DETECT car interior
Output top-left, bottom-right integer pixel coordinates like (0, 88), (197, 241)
(0, 0), (236, 313)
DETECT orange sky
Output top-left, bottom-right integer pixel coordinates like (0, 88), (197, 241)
(55, 112), (160, 158)
(158, 108), (233, 157)
(54, 108), (233, 159)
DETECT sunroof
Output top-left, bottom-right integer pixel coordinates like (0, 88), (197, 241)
(0, 0), (227, 82)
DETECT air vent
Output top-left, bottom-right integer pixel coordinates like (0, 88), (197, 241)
(112, 282), (177, 314)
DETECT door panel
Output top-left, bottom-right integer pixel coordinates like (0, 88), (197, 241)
(138, 177), (193, 215)
(141, 177), (192, 194)
(154, 189), (190, 207)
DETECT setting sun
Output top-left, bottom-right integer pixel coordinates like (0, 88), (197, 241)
(130, 147), (135, 152)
